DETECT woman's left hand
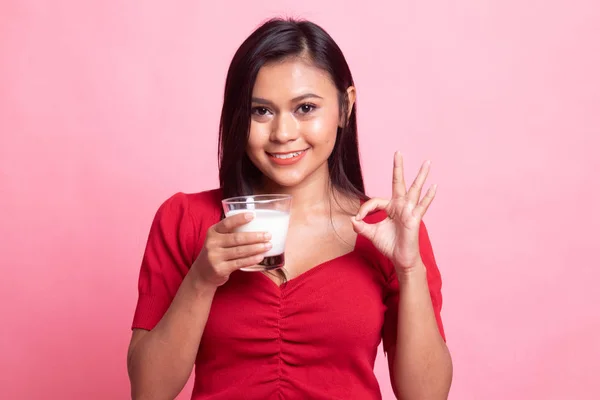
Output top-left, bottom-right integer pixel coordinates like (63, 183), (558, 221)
(351, 152), (436, 274)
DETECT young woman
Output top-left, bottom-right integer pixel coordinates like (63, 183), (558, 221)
(127, 18), (452, 400)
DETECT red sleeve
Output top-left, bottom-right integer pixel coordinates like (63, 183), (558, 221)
(382, 221), (446, 355)
(131, 193), (199, 331)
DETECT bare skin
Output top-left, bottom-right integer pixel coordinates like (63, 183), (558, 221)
(247, 57), (359, 284)
(352, 153), (453, 398)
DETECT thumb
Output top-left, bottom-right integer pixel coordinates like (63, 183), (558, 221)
(351, 216), (377, 241)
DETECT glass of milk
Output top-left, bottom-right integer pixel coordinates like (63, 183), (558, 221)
(221, 194), (292, 271)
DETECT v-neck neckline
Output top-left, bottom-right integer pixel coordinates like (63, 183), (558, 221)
(256, 230), (364, 291)
(248, 197), (371, 291)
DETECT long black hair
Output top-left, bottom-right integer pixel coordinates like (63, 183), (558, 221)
(218, 18), (367, 203)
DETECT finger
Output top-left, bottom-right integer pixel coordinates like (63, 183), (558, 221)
(407, 160), (431, 204)
(355, 197), (389, 221)
(221, 231), (271, 248)
(225, 253), (266, 273)
(214, 211), (254, 234)
(222, 242), (272, 261)
(413, 184), (437, 217)
(351, 216), (378, 241)
(392, 152), (407, 198)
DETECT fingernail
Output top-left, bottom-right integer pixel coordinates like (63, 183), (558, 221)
(265, 242), (272, 249)
(264, 232), (272, 240)
(245, 213), (254, 221)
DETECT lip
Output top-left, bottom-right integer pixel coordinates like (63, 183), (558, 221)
(267, 149), (309, 166)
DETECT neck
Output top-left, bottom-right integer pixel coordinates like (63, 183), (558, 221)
(257, 167), (333, 215)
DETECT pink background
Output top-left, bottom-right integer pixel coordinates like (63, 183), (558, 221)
(1, 0), (599, 399)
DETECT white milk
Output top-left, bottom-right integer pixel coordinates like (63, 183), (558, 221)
(225, 209), (290, 256)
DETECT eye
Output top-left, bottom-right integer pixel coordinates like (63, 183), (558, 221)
(251, 107), (272, 116)
(297, 103), (317, 114)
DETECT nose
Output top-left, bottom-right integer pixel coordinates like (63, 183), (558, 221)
(270, 112), (299, 143)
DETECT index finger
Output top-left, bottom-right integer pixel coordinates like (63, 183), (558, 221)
(392, 151), (407, 197)
(214, 211), (254, 234)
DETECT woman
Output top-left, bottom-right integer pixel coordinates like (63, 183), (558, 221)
(127, 18), (453, 400)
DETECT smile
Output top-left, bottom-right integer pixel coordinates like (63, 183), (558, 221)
(267, 149), (309, 165)
(271, 151), (304, 159)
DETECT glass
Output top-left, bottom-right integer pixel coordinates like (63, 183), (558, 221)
(221, 194), (292, 271)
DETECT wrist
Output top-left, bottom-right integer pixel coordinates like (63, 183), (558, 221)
(394, 260), (427, 283)
(188, 263), (219, 294)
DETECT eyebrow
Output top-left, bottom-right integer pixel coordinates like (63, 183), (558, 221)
(251, 93), (323, 105)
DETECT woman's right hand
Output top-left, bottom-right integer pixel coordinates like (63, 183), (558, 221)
(191, 212), (271, 287)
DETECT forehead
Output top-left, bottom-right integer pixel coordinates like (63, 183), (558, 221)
(252, 58), (337, 98)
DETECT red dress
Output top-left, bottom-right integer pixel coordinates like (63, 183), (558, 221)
(132, 189), (445, 399)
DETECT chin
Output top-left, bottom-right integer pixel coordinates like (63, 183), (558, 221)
(259, 164), (315, 187)
(264, 173), (306, 189)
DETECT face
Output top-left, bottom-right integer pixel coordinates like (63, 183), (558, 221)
(247, 57), (355, 190)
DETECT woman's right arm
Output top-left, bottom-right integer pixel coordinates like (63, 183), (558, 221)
(127, 211), (271, 400)
(127, 266), (217, 400)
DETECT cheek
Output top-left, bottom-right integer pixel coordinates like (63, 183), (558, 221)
(304, 113), (339, 147)
(247, 122), (270, 152)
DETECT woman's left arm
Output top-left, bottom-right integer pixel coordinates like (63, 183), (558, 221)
(351, 151), (453, 399)
(392, 261), (452, 399)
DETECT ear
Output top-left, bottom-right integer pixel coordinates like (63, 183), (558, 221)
(339, 86), (356, 127)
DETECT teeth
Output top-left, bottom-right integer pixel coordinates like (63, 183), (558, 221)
(272, 151), (303, 159)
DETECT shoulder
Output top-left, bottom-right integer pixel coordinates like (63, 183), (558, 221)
(149, 188), (223, 259)
(184, 188), (223, 218)
(156, 188), (222, 218)
(152, 188), (223, 235)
